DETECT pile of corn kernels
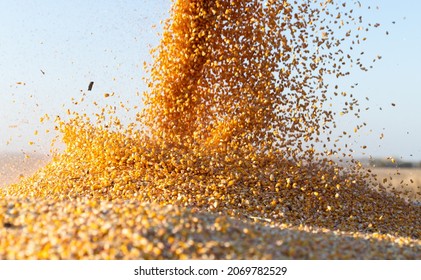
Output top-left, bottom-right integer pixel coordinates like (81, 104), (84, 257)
(1, 0), (420, 259)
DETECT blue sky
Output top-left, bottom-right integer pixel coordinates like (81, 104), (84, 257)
(0, 0), (420, 161)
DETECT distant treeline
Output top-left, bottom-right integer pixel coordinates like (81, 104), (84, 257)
(366, 158), (421, 168)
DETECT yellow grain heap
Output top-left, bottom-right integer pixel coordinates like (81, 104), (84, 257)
(1, 0), (420, 259)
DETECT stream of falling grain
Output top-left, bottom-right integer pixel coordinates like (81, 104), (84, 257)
(1, 0), (420, 259)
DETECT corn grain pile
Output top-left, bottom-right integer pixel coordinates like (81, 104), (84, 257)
(1, 0), (420, 259)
